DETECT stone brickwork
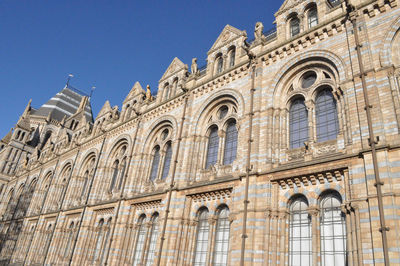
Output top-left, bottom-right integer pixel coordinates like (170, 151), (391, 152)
(0, 0), (400, 265)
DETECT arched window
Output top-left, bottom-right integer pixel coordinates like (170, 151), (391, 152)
(320, 192), (346, 266)
(93, 219), (104, 262)
(328, 0), (341, 8)
(161, 142), (172, 180)
(150, 146), (160, 181)
(81, 170), (89, 199)
(194, 208), (209, 266)
(110, 160), (119, 191)
(164, 83), (170, 101)
(290, 98), (308, 149)
(289, 195), (311, 265)
(206, 126), (219, 168)
(118, 158), (127, 190)
(146, 213), (159, 265)
(43, 224), (53, 257)
(64, 222), (75, 259)
(213, 206), (230, 266)
(229, 48), (235, 67)
(133, 215), (147, 265)
(307, 7), (318, 28)
(100, 218), (112, 263)
(216, 57), (223, 74)
(316, 89), (338, 142)
(223, 120), (238, 165)
(290, 17), (300, 37)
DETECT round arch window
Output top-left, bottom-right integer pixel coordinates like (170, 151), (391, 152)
(301, 71), (317, 88)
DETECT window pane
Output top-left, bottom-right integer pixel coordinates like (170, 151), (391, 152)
(308, 8), (318, 28)
(146, 215), (159, 265)
(229, 50), (235, 67)
(194, 209), (209, 266)
(217, 58), (223, 73)
(133, 217), (147, 265)
(206, 127), (219, 168)
(150, 146), (160, 181)
(110, 160), (119, 190)
(316, 89), (338, 142)
(290, 99), (308, 149)
(289, 197), (312, 266)
(161, 143), (172, 180)
(223, 121), (238, 165)
(320, 193), (346, 266)
(291, 18), (300, 37)
(213, 207), (230, 266)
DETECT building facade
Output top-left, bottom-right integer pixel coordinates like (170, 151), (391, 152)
(0, 0), (400, 265)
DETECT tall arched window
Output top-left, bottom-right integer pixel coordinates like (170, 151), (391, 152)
(93, 219), (104, 262)
(307, 7), (318, 28)
(64, 222), (75, 259)
(216, 57), (223, 74)
(110, 160), (119, 191)
(81, 170), (89, 199)
(320, 192), (346, 266)
(43, 224), (53, 257)
(213, 206), (230, 266)
(194, 208), (209, 266)
(133, 215), (147, 265)
(290, 17), (300, 37)
(316, 89), (338, 142)
(206, 126), (219, 168)
(223, 121), (238, 165)
(289, 195), (311, 265)
(146, 213), (159, 265)
(118, 158), (127, 190)
(100, 218), (112, 263)
(290, 98), (308, 149)
(161, 142), (172, 180)
(164, 83), (170, 101)
(229, 48), (235, 67)
(150, 146), (160, 181)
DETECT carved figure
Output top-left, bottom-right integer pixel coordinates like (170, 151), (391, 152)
(111, 106), (120, 120)
(146, 85), (154, 102)
(254, 22), (266, 42)
(191, 58), (198, 74)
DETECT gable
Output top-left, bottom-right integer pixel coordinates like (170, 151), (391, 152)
(160, 57), (187, 82)
(208, 25), (244, 54)
(96, 100), (112, 119)
(276, 0), (305, 15)
(123, 81), (145, 104)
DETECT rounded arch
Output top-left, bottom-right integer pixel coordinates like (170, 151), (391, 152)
(318, 188), (343, 203)
(380, 15), (400, 67)
(193, 89), (244, 134)
(287, 193), (309, 208)
(77, 151), (97, 176)
(214, 203), (230, 216)
(104, 136), (130, 166)
(271, 50), (346, 107)
(142, 116), (177, 154)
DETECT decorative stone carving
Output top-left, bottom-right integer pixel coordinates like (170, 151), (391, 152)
(191, 58), (198, 75)
(254, 22), (266, 43)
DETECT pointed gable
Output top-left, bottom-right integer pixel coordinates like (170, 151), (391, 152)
(123, 81), (145, 104)
(276, 0), (303, 15)
(208, 25), (245, 54)
(96, 100), (112, 119)
(160, 57), (187, 82)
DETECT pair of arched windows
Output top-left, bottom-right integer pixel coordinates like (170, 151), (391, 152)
(194, 206), (230, 265)
(289, 5), (318, 38)
(93, 218), (112, 264)
(215, 47), (236, 75)
(289, 88), (338, 149)
(289, 191), (346, 265)
(109, 144), (128, 192)
(132, 213), (159, 265)
(150, 141), (172, 181)
(206, 120), (238, 168)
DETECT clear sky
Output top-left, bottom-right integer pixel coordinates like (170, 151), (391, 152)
(0, 0), (283, 138)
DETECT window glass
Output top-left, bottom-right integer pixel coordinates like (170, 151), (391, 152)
(223, 121), (238, 165)
(206, 127), (219, 168)
(301, 72), (317, 88)
(316, 89), (338, 142)
(290, 99), (308, 149)
(110, 160), (119, 190)
(150, 146), (160, 181)
(229, 49), (235, 67)
(133, 216), (147, 265)
(291, 18), (300, 37)
(194, 209), (209, 266)
(217, 57), (223, 74)
(213, 207), (230, 266)
(219, 106), (228, 120)
(320, 193), (346, 266)
(146, 214), (159, 265)
(161, 143), (172, 180)
(308, 8), (318, 28)
(289, 196), (312, 265)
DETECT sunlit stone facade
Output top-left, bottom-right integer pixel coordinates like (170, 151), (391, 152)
(0, 0), (400, 265)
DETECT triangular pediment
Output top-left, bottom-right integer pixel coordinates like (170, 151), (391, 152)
(160, 57), (186, 81)
(123, 81), (145, 104)
(96, 100), (112, 119)
(276, 0), (304, 15)
(208, 25), (244, 53)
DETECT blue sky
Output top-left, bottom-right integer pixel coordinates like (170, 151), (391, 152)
(0, 1), (282, 138)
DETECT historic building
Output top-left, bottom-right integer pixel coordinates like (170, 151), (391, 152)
(0, 0), (399, 265)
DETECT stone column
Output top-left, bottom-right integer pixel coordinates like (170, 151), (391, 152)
(309, 206), (319, 265)
(206, 216), (216, 265)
